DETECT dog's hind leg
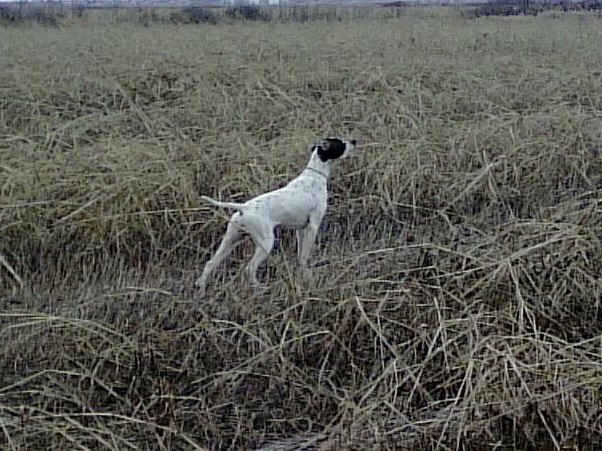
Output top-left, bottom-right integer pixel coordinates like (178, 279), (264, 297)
(245, 227), (275, 288)
(195, 219), (244, 294)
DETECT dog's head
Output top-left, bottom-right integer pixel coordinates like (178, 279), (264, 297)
(313, 138), (357, 162)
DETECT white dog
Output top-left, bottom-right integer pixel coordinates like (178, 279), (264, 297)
(195, 138), (357, 294)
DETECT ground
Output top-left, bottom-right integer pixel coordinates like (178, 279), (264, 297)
(0, 6), (601, 450)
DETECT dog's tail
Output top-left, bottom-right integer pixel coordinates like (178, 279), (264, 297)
(201, 195), (246, 212)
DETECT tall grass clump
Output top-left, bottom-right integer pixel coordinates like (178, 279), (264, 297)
(1, 8), (601, 450)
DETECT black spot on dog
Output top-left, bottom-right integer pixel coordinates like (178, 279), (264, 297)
(316, 138), (347, 162)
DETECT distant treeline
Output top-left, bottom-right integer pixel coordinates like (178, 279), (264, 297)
(379, 0), (602, 16)
(0, 3), (406, 26)
(463, 0), (602, 17)
(1, 1), (600, 27)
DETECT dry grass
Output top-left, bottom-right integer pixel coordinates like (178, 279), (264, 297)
(1, 7), (601, 450)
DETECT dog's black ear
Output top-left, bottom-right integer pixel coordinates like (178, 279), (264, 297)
(317, 138), (346, 162)
(311, 144), (323, 160)
(316, 144), (328, 162)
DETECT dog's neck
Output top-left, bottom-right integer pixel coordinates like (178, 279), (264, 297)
(304, 152), (331, 180)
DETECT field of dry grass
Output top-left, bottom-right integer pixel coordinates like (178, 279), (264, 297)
(1, 7), (601, 450)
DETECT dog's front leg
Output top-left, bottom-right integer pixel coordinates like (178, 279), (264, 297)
(298, 221), (319, 273)
(296, 228), (306, 267)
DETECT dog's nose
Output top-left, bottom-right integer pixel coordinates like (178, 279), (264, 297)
(350, 139), (357, 146)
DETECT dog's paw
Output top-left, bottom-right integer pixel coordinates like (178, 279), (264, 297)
(299, 266), (313, 281)
(194, 278), (207, 296)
